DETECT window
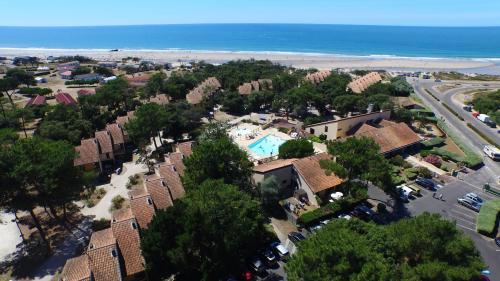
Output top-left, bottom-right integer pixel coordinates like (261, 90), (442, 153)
(111, 249), (117, 257)
(132, 222), (137, 229)
(324, 126), (328, 132)
(310, 128), (315, 134)
(106, 153), (110, 159)
(147, 198), (153, 205)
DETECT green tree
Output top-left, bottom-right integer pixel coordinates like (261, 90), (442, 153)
(93, 66), (114, 77)
(391, 76), (413, 96)
(94, 77), (135, 112)
(0, 138), (85, 251)
(37, 104), (93, 145)
(141, 180), (269, 281)
(6, 68), (36, 88)
(332, 95), (362, 116)
(162, 101), (203, 141)
(286, 213), (484, 281)
(278, 139), (314, 159)
(0, 77), (20, 106)
(143, 72), (167, 98)
(0, 128), (19, 146)
(317, 72), (352, 100)
(220, 91), (246, 115)
(320, 137), (392, 191)
(125, 103), (167, 150)
(259, 175), (280, 207)
(246, 90), (275, 112)
(71, 66), (92, 76)
(183, 127), (253, 191)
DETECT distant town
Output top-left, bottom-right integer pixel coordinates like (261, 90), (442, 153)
(0, 54), (499, 281)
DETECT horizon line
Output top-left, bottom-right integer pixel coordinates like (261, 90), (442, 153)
(1, 23), (500, 28)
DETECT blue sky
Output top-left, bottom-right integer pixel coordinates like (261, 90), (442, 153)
(1, 0), (500, 27)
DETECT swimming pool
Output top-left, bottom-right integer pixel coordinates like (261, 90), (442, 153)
(248, 135), (286, 157)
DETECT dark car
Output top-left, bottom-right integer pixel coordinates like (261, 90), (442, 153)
(415, 177), (435, 190)
(351, 205), (376, 221)
(250, 257), (266, 273)
(495, 237), (500, 247)
(288, 232), (306, 244)
(261, 249), (277, 266)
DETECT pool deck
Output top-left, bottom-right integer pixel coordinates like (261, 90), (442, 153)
(229, 123), (292, 161)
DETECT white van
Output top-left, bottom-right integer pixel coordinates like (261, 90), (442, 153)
(484, 145), (500, 160)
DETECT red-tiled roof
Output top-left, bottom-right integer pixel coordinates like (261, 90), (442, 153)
(167, 152), (186, 176)
(186, 77), (221, 104)
(61, 255), (91, 281)
(111, 208), (135, 223)
(77, 89), (96, 96)
(87, 244), (122, 281)
(149, 94), (170, 105)
(348, 72), (382, 94)
(25, 95), (46, 107)
(129, 188), (156, 229)
(144, 175), (174, 210)
(253, 158), (296, 173)
(106, 123), (125, 145)
(74, 138), (99, 166)
(55, 92), (77, 105)
(158, 163), (185, 200)
(111, 217), (145, 277)
(354, 122), (422, 154)
(176, 141), (194, 158)
(293, 153), (343, 193)
(95, 130), (113, 154)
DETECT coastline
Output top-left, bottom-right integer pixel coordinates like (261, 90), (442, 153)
(2, 47), (500, 74)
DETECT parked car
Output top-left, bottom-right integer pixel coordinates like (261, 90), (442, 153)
(465, 193), (484, 205)
(457, 197), (481, 212)
(351, 204), (376, 221)
(270, 242), (289, 260)
(338, 213), (352, 220)
(115, 167), (122, 175)
(415, 177), (435, 190)
(463, 105), (472, 112)
(483, 145), (500, 161)
(308, 224), (323, 233)
(495, 237), (500, 247)
(261, 249), (277, 266)
(288, 232), (306, 244)
(396, 187), (410, 202)
(250, 257), (266, 273)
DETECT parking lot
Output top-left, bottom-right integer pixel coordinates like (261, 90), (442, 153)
(406, 177), (500, 280)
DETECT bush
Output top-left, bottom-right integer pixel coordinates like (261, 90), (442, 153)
(96, 188), (106, 199)
(278, 127), (291, 134)
(278, 139), (314, 159)
(19, 87), (53, 96)
(297, 195), (367, 226)
(416, 167), (432, 178)
(308, 135), (325, 144)
(92, 218), (111, 231)
(424, 155), (442, 167)
(421, 137), (445, 148)
(420, 149), (431, 157)
(110, 195), (125, 211)
(65, 79), (99, 85)
(403, 168), (418, 180)
(476, 200), (500, 236)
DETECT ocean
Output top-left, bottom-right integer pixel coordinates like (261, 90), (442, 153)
(1, 24), (500, 59)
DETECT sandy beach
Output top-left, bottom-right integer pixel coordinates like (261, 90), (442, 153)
(1, 48), (500, 73)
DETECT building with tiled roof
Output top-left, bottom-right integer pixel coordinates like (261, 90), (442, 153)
(105, 123), (126, 154)
(149, 94), (170, 105)
(129, 188), (156, 229)
(87, 228), (122, 281)
(57, 61), (80, 72)
(165, 152), (186, 176)
(125, 74), (151, 87)
(293, 153), (344, 206)
(305, 70), (331, 84)
(186, 77), (221, 104)
(144, 176), (174, 210)
(55, 92), (77, 106)
(94, 130), (114, 161)
(175, 141), (195, 158)
(157, 163), (185, 200)
(353, 121), (422, 155)
(61, 255), (91, 281)
(74, 138), (101, 171)
(238, 79), (273, 95)
(347, 72), (382, 94)
(25, 95), (46, 107)
(252, 158), (297, 192)
(77, 89), (96, 97)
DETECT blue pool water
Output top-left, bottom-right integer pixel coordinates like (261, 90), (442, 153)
(248, 135), (286, 157)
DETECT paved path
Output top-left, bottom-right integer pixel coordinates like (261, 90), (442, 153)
(80, 161), (148, 220)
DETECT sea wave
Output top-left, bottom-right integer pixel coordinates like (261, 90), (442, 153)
(1, 47), (500, 62)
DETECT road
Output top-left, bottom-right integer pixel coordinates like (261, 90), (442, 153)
(409, 78), (500, 181)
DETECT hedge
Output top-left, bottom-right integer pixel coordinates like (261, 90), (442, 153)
(442, 102), (465, 121)
(466, 123), (500, 149)
(422, 137), (445, 148)
(297, 195), (367, 226)
(476, 200), (500, 236)
(431, 147), (465, 163)
(425, 89), (440, 101)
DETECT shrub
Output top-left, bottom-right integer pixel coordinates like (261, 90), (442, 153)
(420, 149), (431, 157)
(416, 167), (432, 178)
(421, 137), (445, 148)
(308, 135), (324, 144)
(92, 218), (111, 231)
(278, 127), (291, 134)
(476, 200), (500, 236)
(278, 139), (314, 159)
(110, 195), (125, 211)
(424, 155), (442, 167)
(297, 195), (367, 226)
(403, 168), (418, 180)
(390, 155), (405, 167)
(96, 188), (106, 199)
